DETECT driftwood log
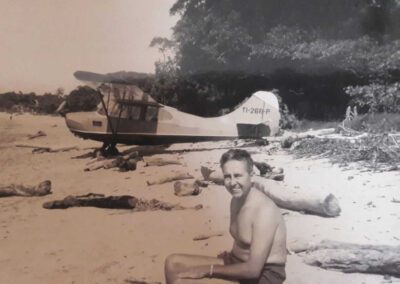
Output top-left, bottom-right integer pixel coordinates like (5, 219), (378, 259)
(193, 231), (224, 241)
(200, 166), (339, 217)
(146, 172), (194, 186)
(201, 165), (284, 184)
(253, 178), (341, 217)
(0, 180), (51, 197)
(43, 193), (203, 211)
(84, 152), (138, 171)
(295, 240), (400, 277)
(270, 128), (336, 148)
(174, 181), (202, 197)
(27, 130), (47, 139)
(16, 144), (79, 154)
(144, 156), (182, 167)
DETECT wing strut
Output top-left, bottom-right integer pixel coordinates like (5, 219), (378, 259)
(97, 84), (119, 155)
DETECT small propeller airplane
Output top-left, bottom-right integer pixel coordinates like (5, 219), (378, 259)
(65, 71), (281, 154)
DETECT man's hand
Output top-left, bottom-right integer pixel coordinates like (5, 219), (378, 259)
(217, 251), (231, 264)
(178, 267), (209, 279)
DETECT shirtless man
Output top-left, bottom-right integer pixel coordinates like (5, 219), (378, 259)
(165, 149), (287, 284)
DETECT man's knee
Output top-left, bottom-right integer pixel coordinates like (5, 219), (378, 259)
(165, 254), (186, 284)
(165, 253), (184, 272)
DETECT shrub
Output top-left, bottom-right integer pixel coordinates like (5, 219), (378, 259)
(345, 82), (400, 113)
(65, 86), (100, 112)
(36, 94), (64, 114)
(346, 112), (400, 133)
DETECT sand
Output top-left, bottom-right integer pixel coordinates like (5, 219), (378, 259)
(0, 112), (399, 284)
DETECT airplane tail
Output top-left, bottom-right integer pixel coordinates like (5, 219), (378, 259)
(223, 91), (281, 137)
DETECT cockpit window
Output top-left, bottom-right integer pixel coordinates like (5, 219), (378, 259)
(145, 106), (159, 121)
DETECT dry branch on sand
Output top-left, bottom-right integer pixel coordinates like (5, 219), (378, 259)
(193, 231), (224, 241)
(291, 133), (400, 171)
(0, 180), (51, 197)
(146, 172), (194, 186)
(43, 193), (203, 211)
(293, 240), (400, 277)
(84, 152), (139, 172)
(253, 178), (341, 217)
(16, 144), (79, 153)
(125, 279), (161, 284)
(143, 156), (182, 167)
(27, 130), (47, 139)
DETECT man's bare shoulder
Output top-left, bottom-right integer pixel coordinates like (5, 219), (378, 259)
(249, 187), (280, 215)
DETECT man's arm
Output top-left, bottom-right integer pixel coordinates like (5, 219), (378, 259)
(210, 206), (280, 279)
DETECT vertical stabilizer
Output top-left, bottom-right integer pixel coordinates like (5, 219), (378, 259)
(223, 91), (280, 136)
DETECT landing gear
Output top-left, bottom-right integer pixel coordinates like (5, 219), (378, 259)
(99, 142), (120, 157)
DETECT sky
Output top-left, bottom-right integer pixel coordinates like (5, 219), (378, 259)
(0, 0), (178, 94)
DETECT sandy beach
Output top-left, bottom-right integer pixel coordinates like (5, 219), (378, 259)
(0, 112), (399, 284)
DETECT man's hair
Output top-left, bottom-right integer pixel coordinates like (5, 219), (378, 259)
(220, 149), (254, 173)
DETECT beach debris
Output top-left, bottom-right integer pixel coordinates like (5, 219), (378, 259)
(252, 178), (341, 217)
(125, 279), (161, 284)
(193, 231), (224, 241)
(16, 144), (79, 153)
(291, 132), (400, 171)
(43, 193), (203, 211)
(295, 240), (400, 278)
(254, 161), (273, 175)
(201, 164), (284, 184)
(254, 161), (285, 181)
(0, 180), (51, 197)
(174, 181), (202, 197)
(392, 198), (400, 203)
(84, 152), (139, 172)
(27, 130), (47, 139)
(144, 156), (182, 167)
(277, 128), (336, 148)
(146, 172), (194, 186)
(200, 166), (223, 185)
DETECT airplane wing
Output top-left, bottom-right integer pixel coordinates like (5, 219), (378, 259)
(74, 71), (154, 85)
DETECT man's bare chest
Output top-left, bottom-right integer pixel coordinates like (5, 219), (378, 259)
(230, 210), (252, 246)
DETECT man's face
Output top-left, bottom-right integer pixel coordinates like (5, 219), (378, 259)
(222, 160), (252, 198)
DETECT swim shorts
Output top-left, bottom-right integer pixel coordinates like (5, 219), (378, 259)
(223, 252), (286, 284)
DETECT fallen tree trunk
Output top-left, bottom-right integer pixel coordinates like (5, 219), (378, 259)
(200, 169), (340, 217)
(84, 152), (138, 171)
(253, 178), (341, 217)
(43, 193), (203, 211)
(0, 180), (51, 197)
(193, 231), (224, 241)
(27, 130), (46, 139)
(201, 165), (285, 183)
(146, 172), (194, 186)
(297, 240), (400, 277)
(16, 144), (79, 153)
(144, 156), (182, 167)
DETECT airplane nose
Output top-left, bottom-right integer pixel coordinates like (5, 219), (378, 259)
(65, 113), (83, 131)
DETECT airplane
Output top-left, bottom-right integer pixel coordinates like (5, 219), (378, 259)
(65, 71), (281, 154)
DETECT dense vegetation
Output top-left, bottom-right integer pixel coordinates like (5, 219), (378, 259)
(0, 86), (100, 115)
(150, 0), (400, 121)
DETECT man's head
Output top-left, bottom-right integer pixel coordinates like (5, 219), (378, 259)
(220, 149), (253, 198)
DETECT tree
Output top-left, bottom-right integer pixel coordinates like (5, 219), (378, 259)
(151, 0), (400, 118)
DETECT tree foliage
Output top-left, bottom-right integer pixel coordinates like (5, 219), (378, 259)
(151, 0), (400, 118)
(65, 86), (100, 112)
